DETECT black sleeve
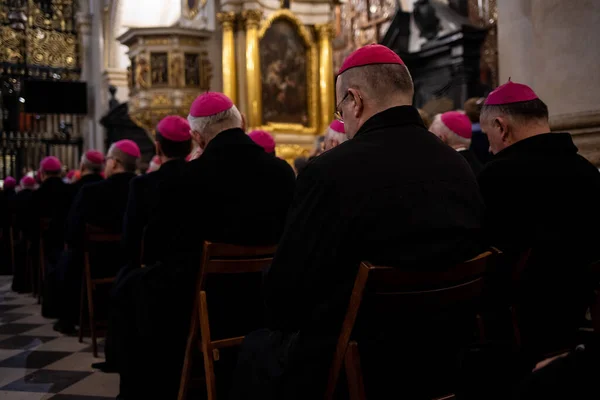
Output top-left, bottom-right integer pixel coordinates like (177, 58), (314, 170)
(122, 177), (145, 266)
(264, 163), (349, 331)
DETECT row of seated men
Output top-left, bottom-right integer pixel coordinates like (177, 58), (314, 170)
(6, 43), (600, 400)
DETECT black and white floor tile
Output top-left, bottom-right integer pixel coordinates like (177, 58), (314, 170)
(0, 276), (118, 399)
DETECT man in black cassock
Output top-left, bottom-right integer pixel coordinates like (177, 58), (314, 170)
(122, 115), (191, 268)
(232, 44), (485, 400)
(430, 110), (483, 175)
(68, 150), (105, 203)
(56, 141), (139, 332)
(32, 157), (71, 316)
(477, 80), (600, 363)
(53, 150), (105, 333)
(0, 177), (17, 276)
(114, 92), (296, 400)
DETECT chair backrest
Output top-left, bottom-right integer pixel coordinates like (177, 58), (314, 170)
(84, 224), (122, 246)
(197, 241), (278, 290)
(325, 250), (497, 400)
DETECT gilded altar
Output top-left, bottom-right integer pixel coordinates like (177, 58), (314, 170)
(117, 27), (213, 135)
(217, 8), (334, 164)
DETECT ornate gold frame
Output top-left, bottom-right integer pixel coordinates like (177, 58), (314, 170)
(255, 10), (319, 135)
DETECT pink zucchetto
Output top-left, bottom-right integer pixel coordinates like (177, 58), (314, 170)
(114, 140), (141, 158)
(440, 111), (472, 139)
(248, 130), (276, 154)
(85, 150), (104, 165)
(3, 176), (16, 189)
(329, 120), (345, 134)
(156, 115), (191, 142)
(66, 170), (76, 180)
(189, 92), (234, 118)
(484, 79), (539, 106)
(338, 44), (404, 76)
(21, 176), (35, 188)
(40, 156), (62, 172)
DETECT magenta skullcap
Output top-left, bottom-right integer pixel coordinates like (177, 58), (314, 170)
(338, 44), (404, 76)
(189, 92), (234, 118)
(485, 79), (539, 106)
(3, 176), (16, 189)
(248, 130), (276, 153)
(85, 150), (105, 165)
(66, 170), (76, 179)
(441, 111), (472, 139)
(21, 176), (35, 187)
(114, 140), (141, 158)
(156, 115), (191, 142)
(329, 120), (345, 134)
(40, 156), (62, 172)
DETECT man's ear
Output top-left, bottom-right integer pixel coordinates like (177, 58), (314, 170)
(348, 88), (363, 118)
(495, 116), (511, 142)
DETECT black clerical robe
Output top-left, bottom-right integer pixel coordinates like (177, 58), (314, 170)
(68, 173), (103, 205)
(66, 172), (135, 274)
(478, 132), (600, 358)
(122, 158), (187, 267)
(233, 106), (485, 399)
(458, 148), (483, 176)
(0, 189), (17, 275)
(113, 128), (296, 399)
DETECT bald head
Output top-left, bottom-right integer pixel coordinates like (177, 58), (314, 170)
(107, 145), (138, 173)
(336, 64), (414, 138)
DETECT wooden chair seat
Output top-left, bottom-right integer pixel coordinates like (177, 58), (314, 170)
(78, 224), (121, 357)
(325, 250), (497, 400)
(178, 241), (278, 400)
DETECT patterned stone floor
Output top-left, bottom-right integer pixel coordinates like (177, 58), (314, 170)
(0, 276), (118, 399)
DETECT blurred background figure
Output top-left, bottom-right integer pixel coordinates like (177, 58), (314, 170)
(147, 155), (162, 172)
(430, 111), (482, 175)
(324, 120), (347, 151)
(248, 130), (277, 156)
(464, 97), (491, 164)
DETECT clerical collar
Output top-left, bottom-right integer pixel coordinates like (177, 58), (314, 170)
(454, 147), (468, 152)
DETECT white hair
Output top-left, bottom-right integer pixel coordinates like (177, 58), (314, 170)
(187, 106), (243, 140)
(324, 127), (347, 150)
(430, 114), (471, 148)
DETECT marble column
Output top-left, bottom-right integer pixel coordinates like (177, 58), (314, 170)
(217, 12), (238, 104)
(242, 9), (262, 129)
(497, 0), (600, 164)
(316, 23), (335, 133)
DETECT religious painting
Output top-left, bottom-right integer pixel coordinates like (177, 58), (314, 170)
(259, 18), (308, 126)
(184, 53), (200, 86)
(150, 52), (168, 85)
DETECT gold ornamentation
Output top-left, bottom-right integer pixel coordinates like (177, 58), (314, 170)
(316, 23), (335, 133)
(0, 27), (24, 63)
(136, 56), (149, 89)
(242, 9), (263, 29)
(252, 9), (319, 135)
(151, 94), (171, 107)
(243, 10), (263, 128)
(27, 28), (76, 68)
(184, 0), (207, 20)
(144, 37), (170, 46)
(200, 54), (212, 90)
(179, 37), (203, 47)
(217, 12), (237, 104)
(170, 52), (184, 87)
(276, 143), (310, 165)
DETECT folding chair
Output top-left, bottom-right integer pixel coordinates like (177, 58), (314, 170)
(325, 250), (496, 400)
(78, 224), (121, 357)
(178, 241), (278, 400)
(37, 217), (51, 303)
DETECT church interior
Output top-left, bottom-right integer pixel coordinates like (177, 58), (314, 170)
(0, 0), (600, 399)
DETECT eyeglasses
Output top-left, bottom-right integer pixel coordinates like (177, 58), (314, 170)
(333, 92), (362, 122)
(334, 92), (350, 122)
